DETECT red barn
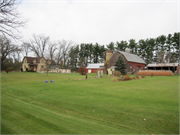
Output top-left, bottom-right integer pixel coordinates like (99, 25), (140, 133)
(107, 51), (146, 73)
(86, 63), (105, 73)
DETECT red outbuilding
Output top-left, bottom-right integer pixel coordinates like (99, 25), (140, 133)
(86, 63), (105, 73)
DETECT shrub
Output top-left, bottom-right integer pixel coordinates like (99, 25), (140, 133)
(136, 75), (140, 79)
(26, 68), (28, 72)
(118, 74), (132, 81)
(136, 70), (174, 76)
(114, 71), (121, 77)
(111, 77), (119, 82)
(78, 67), (86, 75)
(21, 68), (23, 72)
(141, 74), (146, 78)
(31, 68), (34, 70)
(5, 68), (11, 73)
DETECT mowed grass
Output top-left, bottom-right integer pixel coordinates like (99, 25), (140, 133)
(1, 72), (179, 134)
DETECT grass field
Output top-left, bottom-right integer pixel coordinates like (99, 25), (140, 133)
(1, 72), (179, 134)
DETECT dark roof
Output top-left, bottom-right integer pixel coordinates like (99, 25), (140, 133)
(23, 57), (57, 65)
(47, 59), (56, 65)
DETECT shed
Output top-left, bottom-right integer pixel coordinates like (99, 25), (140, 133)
(59, 68), (71, 73)
(107, 66), (115, 75)
(147, 63), (179, 73)
(86, 63), (105, 73)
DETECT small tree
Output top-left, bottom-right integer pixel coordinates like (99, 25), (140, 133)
(115, 55), (126, 75)
(78, 67), (86, 75)
(104, 58), (109, 74)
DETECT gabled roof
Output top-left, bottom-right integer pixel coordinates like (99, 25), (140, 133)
(147, 63), (179, 67)
(86, 63), (104, 69)
(23, 57), (43, 64)
(23, 57), (56, 65)
(119, 51), (146, 64)
(46, 59), (57, 65)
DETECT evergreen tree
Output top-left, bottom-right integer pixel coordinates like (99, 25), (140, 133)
(115, 55), (126, 75)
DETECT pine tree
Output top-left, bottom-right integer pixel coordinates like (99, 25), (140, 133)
(115, 55), (126, 75)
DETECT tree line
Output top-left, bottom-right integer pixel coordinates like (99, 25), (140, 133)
(0, 1), (179, 71)
(1, 32), (179, 71)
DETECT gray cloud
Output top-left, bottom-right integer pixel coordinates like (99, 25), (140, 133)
(18, 0), (179, 45)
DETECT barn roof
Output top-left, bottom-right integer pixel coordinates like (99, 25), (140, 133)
(119, 51), (146, 64)
(147, 63), (179, 67)
(86, 63), (104, 69)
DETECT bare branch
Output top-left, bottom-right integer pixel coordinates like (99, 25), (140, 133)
(0, 0), (27, 39)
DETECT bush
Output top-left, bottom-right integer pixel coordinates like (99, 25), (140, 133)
(118, 74), (132, 81)
(21, 68), (23, 72)
(111, 77), (119, 82)
(26, 68), (28, 72)
(141, 74), (146, 78)
(136, 70), (174, 76)
(132, 77), (137, 80)
(78, 67), (86, 75)
(5, 68), (11, 73)
(114, 71), (121, 77)
(135, 75), (140, 79)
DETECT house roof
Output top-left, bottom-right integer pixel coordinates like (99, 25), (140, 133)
(23, 57), (44, 64)
(23, 57), (56, 65)
(86, 63), (104, 69)
(46, 59), (57, 65)
(147, 63), (179, 67)
(119, 51), (146, 64)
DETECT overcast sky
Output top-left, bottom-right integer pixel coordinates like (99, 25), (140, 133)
(18, 0), (179, 45)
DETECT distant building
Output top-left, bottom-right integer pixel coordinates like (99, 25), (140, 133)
(86, 63), (105, 73)
(147, 63), (179, 74)
(22, 57), (57, 72)
(106, 50), (146, 74)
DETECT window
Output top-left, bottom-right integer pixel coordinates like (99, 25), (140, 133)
(41, 60), (44, 63)
(33, 60), (36, 64)
(24, 59), (27, 63)
(24, 65), (26, 69)
(41, 66), (44, 68)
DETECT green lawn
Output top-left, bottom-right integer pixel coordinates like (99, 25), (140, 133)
(1, 72), (179, 134)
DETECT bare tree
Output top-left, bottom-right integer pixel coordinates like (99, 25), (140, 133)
(0, 35), (20, 70)
(29, 34), (49, 57)
(56, 39), (73, 67)
(157, 51), (165, 63)
(48, 42), (57, 60)
(21, 42), (30, 56)
(11, 48), (22, 62)
(55, 43), (63, 65)
(0, 0), (26, 39)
